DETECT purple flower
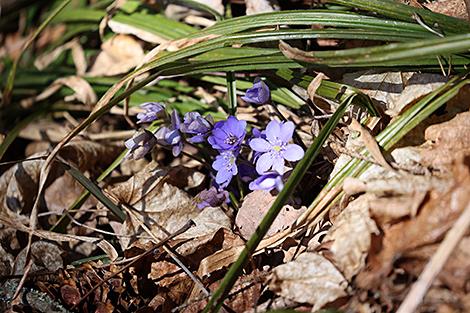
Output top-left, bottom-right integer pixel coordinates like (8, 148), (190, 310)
(249, 120), (304, 174)
(180, 112), (213, 143)
(212, 150), (238, 187)
(241, 78), (270, 105)
(155, 110), (183, 157)
(124, 129), (157, 160)
(195, 187), (229, 209)
(208, 116), (246, 151)
(249, 172), (284, 192)
(250, 128), (266, 161)
(137, 102), (165, 124)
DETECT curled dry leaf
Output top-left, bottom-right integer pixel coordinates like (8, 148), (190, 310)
(270, 252), (348, 312)
(235, 190), (305, 240)
(87, 34), (145, 77)
(35, 38), (87, 75)
(421, 111), (470, 169)
(21, 76), (97, 107)
(323, 194), (379, 280)
(342, 71), (447, 117)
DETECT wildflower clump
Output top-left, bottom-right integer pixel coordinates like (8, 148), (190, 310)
(124, 78), (305, 209)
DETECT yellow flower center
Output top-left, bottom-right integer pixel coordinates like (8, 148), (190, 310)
(273, 145), (282, 152)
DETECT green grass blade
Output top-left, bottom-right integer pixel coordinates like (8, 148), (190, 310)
(60, 161), (126, 222)
(326, 0), (470, 34)
(226, 72), (237, 114)
(2, 0), (71, 106)
(279, 33), (470, 66)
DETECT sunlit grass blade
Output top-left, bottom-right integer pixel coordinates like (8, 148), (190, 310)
(326, 0), (470, 34)
(203, 92), (379, 312)
(2, 0), (71, 106)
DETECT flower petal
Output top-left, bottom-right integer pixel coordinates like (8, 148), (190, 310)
(265, 120), (281, 143)
(249, 138), (271, 152)
(272, 156), (285, 174)
(256, 153), (274, 174)
(280, 121), (295, 143)
(283, 144), (304, 161)
(215, 169), (232, 185)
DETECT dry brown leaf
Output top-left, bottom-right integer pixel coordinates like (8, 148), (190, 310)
(421, 111), (470, 169)
(0, 140), (120, 217)
(270, 252), (348, 311)
(21, 76), (97, 107)
(424, 0), (469, 20)
(368, 192), (427, 225)
(87, 34), (144, 77)
(323, 194), (379, 280)
(356, 158), (470, 289)
(235, 190), (306, 240)
(342, 71), (447, 117)
(13, 241), (63, 275)
(307, 72), (327, 103)
(175, 207), (231, 255)
(35, 38), (87, 75)
(349, 118), (395, 172)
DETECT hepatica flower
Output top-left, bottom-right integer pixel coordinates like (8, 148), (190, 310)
(156, 110), (183, 157)
(137, 102), (165, 124)
(250, 120), (304, 174)
(180, 112), (213, 143)
(241, 78), (270, 105)
(208, 116), (246, 151)
(125, 129), (157, 160)
(249, 172), (284, 192)
(212, 150), (238, 187)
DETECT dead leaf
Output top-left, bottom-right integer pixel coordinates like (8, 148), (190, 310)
(421, 111), (470, 169)
(307, 72), (327, 103)
(35, 38), (87, 75)
(270, 252), (348, 311)
(424, 0), (469, 20)
(245, 0), (280, 15)
(87, 34), (144, 77)
(349, 118), (395, 172)
(235, 190), (306, 240)
(13, 241), (63, 275)
(356, 158), (470, 289)
(323, 194), (379, 280)
(21, 76), (97, 107)
(107, 19), (168, 44)
(342, 71), (447, 117)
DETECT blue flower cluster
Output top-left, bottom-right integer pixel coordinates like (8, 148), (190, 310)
(125, 78), (304, 209)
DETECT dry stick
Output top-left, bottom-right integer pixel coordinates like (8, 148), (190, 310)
(71, 220), (195, 310)
(396, 201), (470, 313)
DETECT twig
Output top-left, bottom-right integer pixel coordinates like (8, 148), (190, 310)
(71, 220), (195, 309)
(396, 201), (470, 313)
